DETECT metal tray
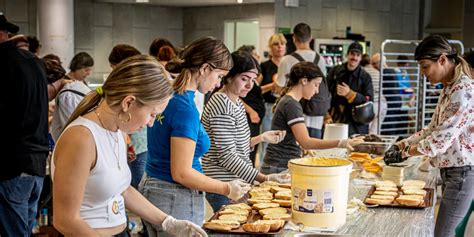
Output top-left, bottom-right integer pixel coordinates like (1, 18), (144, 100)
(363, 185), (434, 208)
(204, 207), (287, 235)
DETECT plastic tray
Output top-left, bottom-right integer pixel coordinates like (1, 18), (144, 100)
(352, 135), (398, 156)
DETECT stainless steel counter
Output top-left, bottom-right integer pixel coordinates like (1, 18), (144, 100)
(209, 157), (438, 237)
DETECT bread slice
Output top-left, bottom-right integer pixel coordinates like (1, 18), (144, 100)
(396, 195), (424, 206)
(242, 223), (271, 233)
(252, 202), (280, 210)
(204, 222), (233, 231)
(263, 213), (291, 221)
(248, 199), (272, 205)
(402, 180), (426, 189)
(260, 181), (280, 188)
(254, 220), (285, 231)
(365, 197), (394, 205)
(204, 220), (241, 230)
(218, 214), (247, 223)
(219, 208), (249, 216)
(270, 186), (290, 194)
(375, 180), (397, 188)
(275, 191), (291, 200)
(278, 183), (291, 189)
(259, 207), (287, 216)
(370, 195), (395, 201)
(403, 189), (427, 197)
(225, 203), (252, 211)
(249, 190), (273, 200)
(373, 191), (399, 197)
(375, 187), (399, 192)
(272, 199), (291, 207)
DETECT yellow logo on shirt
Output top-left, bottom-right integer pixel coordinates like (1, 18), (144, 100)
(156, 114), (165, 125)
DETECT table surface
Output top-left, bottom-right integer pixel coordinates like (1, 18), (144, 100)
(209, 156), (438, 237)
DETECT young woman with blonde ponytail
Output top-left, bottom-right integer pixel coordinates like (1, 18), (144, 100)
(52, 55), (207, 237)
(384, 35), (474, 237)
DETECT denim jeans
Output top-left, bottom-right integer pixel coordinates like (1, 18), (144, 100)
(205, 192), (231, 213)
(0, 175), (44, 237)
(307, 127), (322, 139)
(139, 174), (204, 237)
(435, 166), (474, 237)
(128, 151), (147, 189)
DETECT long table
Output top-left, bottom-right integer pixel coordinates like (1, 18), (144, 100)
(209, 156), (439, 237)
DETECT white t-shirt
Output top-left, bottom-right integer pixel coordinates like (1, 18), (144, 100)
(276, 49), (327, 88)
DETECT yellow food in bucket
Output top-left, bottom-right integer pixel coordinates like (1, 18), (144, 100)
(291, 157), (352, 167)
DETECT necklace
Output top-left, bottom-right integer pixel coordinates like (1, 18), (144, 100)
(94, 110), (121, 170)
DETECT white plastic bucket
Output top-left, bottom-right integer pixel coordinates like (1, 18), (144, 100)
(288, 157), (352, 231)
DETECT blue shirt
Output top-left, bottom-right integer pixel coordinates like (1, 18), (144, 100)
(146, 90), (210, 183)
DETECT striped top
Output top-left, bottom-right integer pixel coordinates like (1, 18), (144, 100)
(201, 92), (259, 183)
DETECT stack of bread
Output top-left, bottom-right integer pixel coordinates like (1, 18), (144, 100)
(396, 180), (426, 206)
(204, 203), (251, 231)
(382, 165), (405, 186)
(364, 180), (427, 207)
(365, 180), (399, 205)
(248, 181), (292, 208)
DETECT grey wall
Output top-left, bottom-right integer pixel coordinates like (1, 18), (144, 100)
(74, 0), (183, 84)
(274, 0), (420, 54)
(0, 0), (37, 36)
(182, 3), (275, 58)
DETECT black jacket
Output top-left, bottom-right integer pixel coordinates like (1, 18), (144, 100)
(0, 40), (49, 180)
(327, 63), (374, 135)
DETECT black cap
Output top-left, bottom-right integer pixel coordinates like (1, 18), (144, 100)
(348, 42), (363, 54)
(0, 12), (19, 33)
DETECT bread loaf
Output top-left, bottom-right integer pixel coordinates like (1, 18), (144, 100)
(270, 186), (290, 193)
(396, 195), (424, 206)
(373, 191), (399, 197)
(254, 220), (285, 231)
(402, 180), (426, 189)
(370, 195), (395, 201)
(225, 203), (252, 211)
(272, 199), (292, 207)
(275, 191), (291, 200)
(242, 223), (271, 233)
(204, 220), (241, 230)
(365, 197), (394, 205)
(218, 214), (247, 223)
(262, 213), (291, 221)
(219, 208), (249, 216)
(403, 189), (427, 197)
(259, 207), (287, 216)
(375, 180), (397, 188)
(375, 187), (398, 192)
(252, 202), (280, 210)
(248, 199), (272, 205)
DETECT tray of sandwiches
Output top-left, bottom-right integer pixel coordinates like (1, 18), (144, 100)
(363, 180), (434, 208)
(204, 181), (291, 234)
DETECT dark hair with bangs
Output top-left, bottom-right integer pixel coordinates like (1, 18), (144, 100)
(222, 50), (260, 85)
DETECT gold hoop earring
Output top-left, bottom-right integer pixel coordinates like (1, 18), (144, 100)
(119, 111), (132, 123)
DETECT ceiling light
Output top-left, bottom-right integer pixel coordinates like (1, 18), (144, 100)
(136, 0), (149, 3)
(237, 0), (243, 3)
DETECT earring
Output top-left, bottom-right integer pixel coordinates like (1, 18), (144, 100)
(119, 111), (132, 123)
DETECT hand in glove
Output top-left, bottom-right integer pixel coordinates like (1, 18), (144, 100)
(226, 180), (251, 201)
(383, 145), (402, 165)
(261, 130), (286, 144)
(162, 215), (208, 237)
(267, 173), (291, 184)
(337, 136), (364, 150)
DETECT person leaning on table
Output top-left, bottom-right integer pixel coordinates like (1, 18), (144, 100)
(141, 37), (251, 236)
(52, 55), (207, 237)
(384, 35), (474, 237)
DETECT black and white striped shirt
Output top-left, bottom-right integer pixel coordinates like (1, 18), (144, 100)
(201, 92), (259, 183)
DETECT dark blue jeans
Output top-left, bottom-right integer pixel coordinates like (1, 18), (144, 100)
(205, 192), (231, 213)
(0, 175), (44, 237)
(128, 151), (147, 189)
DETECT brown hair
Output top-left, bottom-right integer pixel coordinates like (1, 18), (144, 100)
(108, 44), (141, 66)
(166, 36), (233, 94)
(42, 55), (66, 84)
(67, 55), (173, 126)
(415, 34), (472, 83)
(157, 46), (176, 62)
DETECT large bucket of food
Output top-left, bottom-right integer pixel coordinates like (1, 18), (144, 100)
(288, 157), (352, 230)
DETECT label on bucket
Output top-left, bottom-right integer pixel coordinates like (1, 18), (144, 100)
(292, 188), (334, 213)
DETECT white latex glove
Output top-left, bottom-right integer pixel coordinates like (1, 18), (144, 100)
(161, 215), (208, 237)
(226, 180), (251, 201)
(261, 130), (286, 144)
(338, 137), (364, 150)
(267, 173), (291, 184)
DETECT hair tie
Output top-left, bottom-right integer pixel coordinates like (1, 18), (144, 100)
(96, 86), (104, 96)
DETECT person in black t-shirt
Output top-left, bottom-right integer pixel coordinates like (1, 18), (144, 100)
(0, 12), (49, 236)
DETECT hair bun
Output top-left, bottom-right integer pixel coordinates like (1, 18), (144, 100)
(165, 58), (185, 73)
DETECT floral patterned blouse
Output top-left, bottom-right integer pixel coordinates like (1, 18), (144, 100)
(405, 73), (474, 168)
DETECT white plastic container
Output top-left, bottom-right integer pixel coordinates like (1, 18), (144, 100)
(288, 158), (352, 231)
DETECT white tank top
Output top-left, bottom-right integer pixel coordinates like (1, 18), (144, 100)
(51, 116), (131, 228)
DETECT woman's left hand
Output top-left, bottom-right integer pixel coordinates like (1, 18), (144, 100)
(262, 130), (286, 144)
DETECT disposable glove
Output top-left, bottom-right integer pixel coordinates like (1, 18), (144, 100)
(261, 130), (286, 144)
(162, 215), (208, 237)
(267, 173), (291, 184)
(337, 136), (364, 150)
(226, 180), (251, 201)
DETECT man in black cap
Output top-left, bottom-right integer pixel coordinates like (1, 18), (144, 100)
(326, 42), (374, 135)
(0, 12), (49, 236)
